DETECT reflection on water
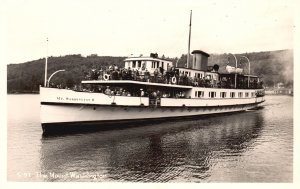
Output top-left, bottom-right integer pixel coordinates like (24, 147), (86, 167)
(39, 111), (264, 182)
(7, 95), (293, 182)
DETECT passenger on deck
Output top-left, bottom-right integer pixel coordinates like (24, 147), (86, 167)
(140, 88), (145, 97)
(170, 67), (175, 78)
(122, 90), (128, 96)
(159, 67), (164, 75)
(121, 68), (127, 80)
(144, 68), (150, 82)
(111, 69), (118, 80)
(135, 70), (140, 81)
(174, 69), (179, 85)
(178, 72), (184, 85)
(165, 70), (170, 84)
(205, 76), (211, 87)
(109, 65), (113, 72)
(151, 91), (157, 98)
(127, 67), (133, 80)
(193, 76), (198, 86)
(104, 86), (111, 95)
(156, 90), (162, 98)
(98, 68), (104, 80)
(153, 68), (159, 83)
(181, 92), (186, 98)
(183, 73), (188, 85)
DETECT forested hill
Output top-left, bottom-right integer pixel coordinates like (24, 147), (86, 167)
(7, 49), (293, 93)
(7, 55), (126, 93)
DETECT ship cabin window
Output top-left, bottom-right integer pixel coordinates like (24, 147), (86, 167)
(230, 92), (235, 98)
(195, 73), (203, 78)
(196, 91), (204, 98)
(184, 71), (191, 77)
(245, 92), (249, 97)
(220, 92), (226, 98)
(151, 61), (159, 68)
(138, 61), (142, 68)
(238, 92), (243, 98)
(209, 92), (216, 98)
(132, 61), (137, 68)
(251, 92), (255, 97)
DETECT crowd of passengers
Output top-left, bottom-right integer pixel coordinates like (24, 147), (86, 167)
(65, 84), (187, 99)
(85, 64), (264, 89)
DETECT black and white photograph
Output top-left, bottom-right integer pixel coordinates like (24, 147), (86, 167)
(1, 0), (298, 187)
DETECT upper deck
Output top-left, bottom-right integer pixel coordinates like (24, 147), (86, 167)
(81, 51), (264, 99)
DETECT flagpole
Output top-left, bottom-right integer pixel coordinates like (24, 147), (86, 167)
(187, 10), (192, 68)
(44, 38), (48, 87)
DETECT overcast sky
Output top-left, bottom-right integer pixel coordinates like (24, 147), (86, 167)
(1, 0), (294, 63)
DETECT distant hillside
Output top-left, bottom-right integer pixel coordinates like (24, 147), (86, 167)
(177, 49), (293, 87)
(7, 50), (293, 93)
(7, 54), (125, 93)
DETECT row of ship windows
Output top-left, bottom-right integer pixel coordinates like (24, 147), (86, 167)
(130, 61), (169, 69)
(195, 91), (256, 98)
(179, 70), (217, 79)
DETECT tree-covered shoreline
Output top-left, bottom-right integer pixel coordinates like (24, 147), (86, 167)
(7, 49), (293, 94)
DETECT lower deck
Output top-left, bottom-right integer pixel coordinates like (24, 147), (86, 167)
(40, 87), (265, 108)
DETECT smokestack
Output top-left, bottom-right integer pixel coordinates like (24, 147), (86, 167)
(191, 50), (210, 71)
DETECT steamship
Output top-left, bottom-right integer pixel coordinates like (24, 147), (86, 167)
(40, 50), (265, 134)
(40, 11), (265, 134)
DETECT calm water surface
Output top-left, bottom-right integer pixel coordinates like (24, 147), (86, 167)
(7, 95), (293, 182)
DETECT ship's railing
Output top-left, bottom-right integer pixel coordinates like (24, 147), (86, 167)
(85, 71), (264, 90)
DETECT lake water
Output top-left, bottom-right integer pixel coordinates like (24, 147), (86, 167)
(7, 95), (293, 182)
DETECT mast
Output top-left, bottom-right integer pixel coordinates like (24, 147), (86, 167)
(187, 10), (192, 68)
(44, 38), (48, 87)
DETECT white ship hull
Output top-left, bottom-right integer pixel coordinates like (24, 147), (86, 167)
(40, 87), (265, 133)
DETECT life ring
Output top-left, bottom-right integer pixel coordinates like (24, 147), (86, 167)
(103, 74), (110, 81)
(171, 76), (177, 84)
